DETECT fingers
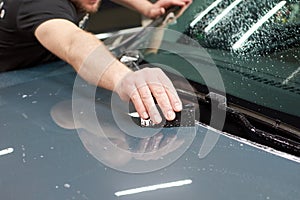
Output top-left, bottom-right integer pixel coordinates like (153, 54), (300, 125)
(116, 68), (182, 124)
(149, 80), (175, 121)
(157, 72), (182, 112)
(130, 88), (150, 120)
(156, 0), (192, 10)
(148, 7), (165, 19)
(148, 0), (192, 19)
(156, 0), (186, 8)
(134, 76), (162, 123)
(137, 68), (182, 122)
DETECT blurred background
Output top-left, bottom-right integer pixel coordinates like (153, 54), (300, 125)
(86, 0), (142, 33)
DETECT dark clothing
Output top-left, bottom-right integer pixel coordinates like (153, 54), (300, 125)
(0, 0), (88, 72)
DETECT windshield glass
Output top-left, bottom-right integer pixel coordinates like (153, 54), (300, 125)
(121, 0), (300, 122)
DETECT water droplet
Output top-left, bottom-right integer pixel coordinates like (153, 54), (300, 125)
(22, 113), (28, 119)
(0, 9), (6, 19)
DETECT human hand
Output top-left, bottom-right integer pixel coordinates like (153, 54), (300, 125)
(115, 67), (182, 124)
(145, 0), (192, 19)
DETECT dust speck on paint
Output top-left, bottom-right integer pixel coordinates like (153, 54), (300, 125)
(22, 113), (28, 119)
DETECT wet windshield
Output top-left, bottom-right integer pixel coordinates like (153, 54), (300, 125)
(117, 0), (300, 123)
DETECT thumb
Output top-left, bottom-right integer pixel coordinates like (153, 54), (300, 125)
(149, 7), (165, 18)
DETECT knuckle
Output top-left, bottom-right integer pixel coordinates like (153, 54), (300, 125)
(154, 68), (163, 73)
(160, 101), (172, 109)
(153, 86), (165, 95)
(139, 87), (151, 100)
(122, 77), (133, 86)
(141, 67), (151, 73)
(140, 91), (151, 100)
(131, 93), (139, 101)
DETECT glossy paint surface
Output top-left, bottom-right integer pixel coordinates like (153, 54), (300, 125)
(0, 63), (299, 200)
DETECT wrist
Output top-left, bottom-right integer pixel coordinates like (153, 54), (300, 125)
(96, 59), (132, 92)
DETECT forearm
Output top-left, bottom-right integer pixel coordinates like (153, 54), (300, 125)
(65, 31), (131, 90)
(35, 19), (131, 90)
(110, 0), (154, 17)
(35, 18), (182, 123)
(111, 0), (191, 19)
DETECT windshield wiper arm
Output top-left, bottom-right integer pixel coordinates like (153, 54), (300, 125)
(181, 89), (300, 157)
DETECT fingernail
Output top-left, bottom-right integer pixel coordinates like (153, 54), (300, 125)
(175, 103), (182, 111)
(154, 114), (162, 124)
(142, 112), (149, 119)
(167, 111), (175, 120)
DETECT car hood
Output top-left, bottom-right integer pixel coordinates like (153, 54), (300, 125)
(0, 62), (299, 200)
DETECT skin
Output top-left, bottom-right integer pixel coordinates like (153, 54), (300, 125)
(70, 0), (102, 13)
(110, 0), (192, 19)
(35, 0), (192, 124)
(70, 0), (192, 17)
